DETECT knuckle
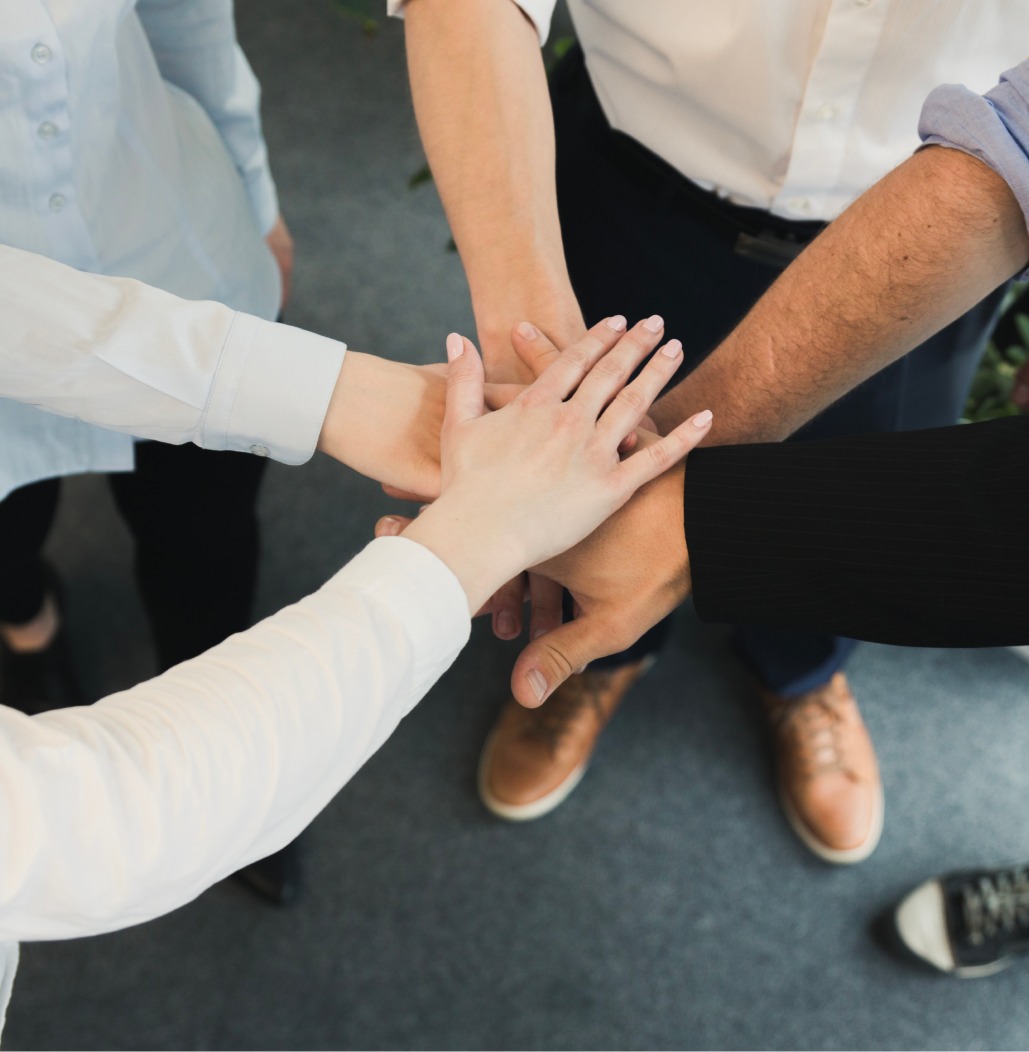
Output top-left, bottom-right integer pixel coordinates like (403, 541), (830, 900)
(614, 386), (646, 414)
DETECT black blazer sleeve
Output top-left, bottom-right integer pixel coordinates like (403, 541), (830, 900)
(683, 416), (1029, 647)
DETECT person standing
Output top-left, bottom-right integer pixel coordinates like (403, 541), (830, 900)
(399, 0), (1029, 862)
(0, 1), (294, 898)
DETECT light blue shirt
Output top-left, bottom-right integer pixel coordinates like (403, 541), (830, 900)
(920, 59), (1029, 277)
(0, 0), (281, 497)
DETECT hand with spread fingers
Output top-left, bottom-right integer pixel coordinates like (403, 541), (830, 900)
(378, 316), (713, 617)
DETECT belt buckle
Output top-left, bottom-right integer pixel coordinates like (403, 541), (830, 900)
(734, 229), (809, 269)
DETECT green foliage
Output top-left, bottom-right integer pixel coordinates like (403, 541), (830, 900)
(331, 0), (379, 35)
(963, 283), (1028, 422)
(407, 164), (433, 191)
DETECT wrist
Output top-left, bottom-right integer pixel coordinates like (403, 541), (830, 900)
(403, 498), (528, 615)
(472, 282), (586, 381)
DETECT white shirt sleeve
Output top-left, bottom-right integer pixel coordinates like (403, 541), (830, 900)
(385, 0), (557, 45)
(0, 536), (470, 940)
(0, 243), (344, 465)
(135, 0), (280, 233)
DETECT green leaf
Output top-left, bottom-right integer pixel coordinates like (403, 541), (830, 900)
(331, 0), (379, 35)
(408, 163), (433, 191)
(1015, 311), (1029, 349)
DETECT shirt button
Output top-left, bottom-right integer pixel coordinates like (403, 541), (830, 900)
(817, 103), (837, 120)
(48, 193), (66, 212)
(37, 121), (58, 140)
(855, 0), (872, 6)
(788, 197), (811, 212)
(31, 43), (52, 64)
(249, 444), (269, 457)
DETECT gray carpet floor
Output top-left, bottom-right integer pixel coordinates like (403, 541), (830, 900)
(5, 3), (1029, 1049)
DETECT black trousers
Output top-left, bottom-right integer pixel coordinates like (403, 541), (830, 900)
(551, 48), (1006, 692)
(0, 441), (266, 673)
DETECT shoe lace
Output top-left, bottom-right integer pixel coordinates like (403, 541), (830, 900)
(960, 867), (1029, 947)
(527, 674), (609, 755)
(772, 694), (852, 782)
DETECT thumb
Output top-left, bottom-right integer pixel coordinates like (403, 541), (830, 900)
(510, 321), (561, 379)
(374, 514), (415, 537)
(510, 610), (615, 708)
(444, 332), (484, 427)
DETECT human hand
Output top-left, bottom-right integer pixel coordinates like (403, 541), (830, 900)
(389, 315), (712, 614)
(478, 307), (588, 385)
(510, 317), (661, 445)
(317, 352), (448, 498)
(265, 213), (295, 312)
(511, 451), (693, 706)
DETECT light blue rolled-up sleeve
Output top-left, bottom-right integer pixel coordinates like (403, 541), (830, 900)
(920, 60), (1029, 274)
(136, 0), (280, 234)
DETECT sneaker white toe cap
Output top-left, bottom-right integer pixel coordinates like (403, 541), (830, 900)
(895, 880), (956, 973)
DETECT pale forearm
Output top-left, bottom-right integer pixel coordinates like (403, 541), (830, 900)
(404, 0), (583, 379)
(651, 147), (1029, 443)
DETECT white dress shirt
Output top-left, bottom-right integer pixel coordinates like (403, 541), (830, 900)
(392, 0), (1029, 222)
(0, 1), (281, 498)
(0, 246), (472, 1034)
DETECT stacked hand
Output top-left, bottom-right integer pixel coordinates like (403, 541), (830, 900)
(376, 316), (707, 703)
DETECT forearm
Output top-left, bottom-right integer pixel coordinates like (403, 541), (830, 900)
(685, 417), (1029, 646)
(0, 244), (341, 462)
(404, 0), (583, 379)
(651, 147), (1029, 442)
(0, 539), (469, 941)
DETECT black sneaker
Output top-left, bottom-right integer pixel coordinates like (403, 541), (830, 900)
(892, 863), (1029, 976)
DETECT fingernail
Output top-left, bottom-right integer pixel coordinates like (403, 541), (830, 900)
(643, 314), (664, 334)
(606, 315), (627, 332)
(517, 321), (538, 340)
(691, 409), (713, 428)
(532, 628), (548, 640)
(526, 668), (548, 702)
(380, 517), (400, 536)
(497, 612), (517, 637)
(661, 338), (682, 359)
(446, 332), (464, 361)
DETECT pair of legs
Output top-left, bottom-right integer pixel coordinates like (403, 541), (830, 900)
(478, 47), (1005, 858)
(0, 440), (265, 679)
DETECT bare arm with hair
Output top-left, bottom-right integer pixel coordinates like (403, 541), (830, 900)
(650, 146), (1029, 442)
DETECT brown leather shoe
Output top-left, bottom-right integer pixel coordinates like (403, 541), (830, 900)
(479, 657), (653, 821)
(762, 672), (883, 864)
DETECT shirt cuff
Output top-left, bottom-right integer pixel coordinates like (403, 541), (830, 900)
(321, 536), (471, 706)
(204, 313), (347, 463)
(919, 63), (1029, 278)
(386, 0), (554, 45)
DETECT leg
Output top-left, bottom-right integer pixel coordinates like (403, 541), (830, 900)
(0, 478), (81, 712)
(108, 441), (266, 671)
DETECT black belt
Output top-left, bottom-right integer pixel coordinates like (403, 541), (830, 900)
(560, 43), (827, 270)
(606, 127), (827, 269)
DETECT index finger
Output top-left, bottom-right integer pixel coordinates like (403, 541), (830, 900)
(525, 315), (629, 402)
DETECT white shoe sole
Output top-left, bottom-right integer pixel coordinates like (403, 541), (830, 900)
(478, 655), (657, 822)
(478, 729), (589, 822)
(779, 777), (884, 865)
